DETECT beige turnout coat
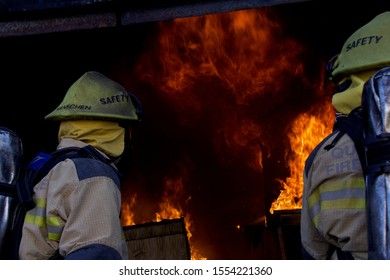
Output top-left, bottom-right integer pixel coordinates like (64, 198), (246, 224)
(19, 138), (128, 259)
(301, 131), (368, 259)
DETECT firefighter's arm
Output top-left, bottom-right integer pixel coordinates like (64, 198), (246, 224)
(300, 169), (332, 259)
(59, 161), (126, 259)
(300, 201), (332, 259)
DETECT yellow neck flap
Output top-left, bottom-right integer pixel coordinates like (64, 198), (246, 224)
(58, 120), (125, 157)
(331, 70), (377, 114)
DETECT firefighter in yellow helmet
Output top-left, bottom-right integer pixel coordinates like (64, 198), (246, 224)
(301, 11), (390, 259)
(19, 71), (142, 259)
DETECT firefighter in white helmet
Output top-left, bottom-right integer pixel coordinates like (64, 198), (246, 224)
(19, 71), (142, 259)
(301, 11), (390, 259)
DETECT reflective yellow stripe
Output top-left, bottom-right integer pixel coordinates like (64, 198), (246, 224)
(319, 178), (365, 192)
(308, 177), (365, 208)
(308, 177), (366, 227)
(35, 198), (46, 208)
(312, 198), (366, 227)
(48, 232), (61, 241)
(47, 216), (60, 227)
(25, 213), (46, 227)
(25, 198), (46, 226)
(25, 202), (63, 241)
(308, 189), (320, 209)
(47, 216), (63, 241)
(313, 214), (319, 226)
(321, 198), (366, 210)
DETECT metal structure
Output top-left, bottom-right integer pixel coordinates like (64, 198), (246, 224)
(0, 0), (312, 37)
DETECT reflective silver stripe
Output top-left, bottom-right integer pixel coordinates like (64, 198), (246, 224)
(25, 213), (45, 227)
(24, 198), (63, 241)
(320, 188), (365, 200)
(25, 206), (46, 222)
(308, 178), (366, 226)
(47, 216), (63, 241)
(24, 198), (46, 227)
(309, 201), (321, 225)
(35, 198), (46, 208)
(308, 177), (365, 207)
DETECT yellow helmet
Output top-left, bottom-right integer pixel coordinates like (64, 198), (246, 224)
(330, 11), (390, 80)
(45, 71), (142, 122)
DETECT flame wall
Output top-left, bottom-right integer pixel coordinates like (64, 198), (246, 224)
(113, 7), (336, 259)
(0, 1), (387, 259)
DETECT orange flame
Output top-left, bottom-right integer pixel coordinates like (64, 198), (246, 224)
(154, 177), (207, 260)
(121, 193), (137, 226)
(121, 7), (335, 259)
(137, 8), (306, 104)
(135, 8), (307, 173)
(270, 102), (335, 213)
(121, 175), (207, 259)
(154, 177), (186, 222)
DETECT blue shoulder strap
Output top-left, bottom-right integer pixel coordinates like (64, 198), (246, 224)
(17, 145), (117, 210)
(17, 147), (83, 209)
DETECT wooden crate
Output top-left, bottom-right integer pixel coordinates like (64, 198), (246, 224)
(123, 218), (191, 260)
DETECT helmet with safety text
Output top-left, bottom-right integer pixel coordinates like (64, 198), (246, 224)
(45, 71), (142, 122)
(327, 11), (390, 82)
(326, 12), (390, 115)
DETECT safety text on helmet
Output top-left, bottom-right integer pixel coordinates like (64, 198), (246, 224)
(346, 35), (383, 52)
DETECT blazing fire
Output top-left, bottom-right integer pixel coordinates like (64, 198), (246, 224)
(120, 7), (334, 259)
(269, 103), (335, 213)
(154, 177), (207, 260)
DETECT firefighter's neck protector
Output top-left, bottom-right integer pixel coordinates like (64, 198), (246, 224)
(58, 120), (125, 157)
(45, 71), (140, 122)
(332, 70), (376, 114)
(331, 11), (390, 79)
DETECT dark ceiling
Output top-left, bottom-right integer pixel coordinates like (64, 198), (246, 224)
(0, 0), (312, 37)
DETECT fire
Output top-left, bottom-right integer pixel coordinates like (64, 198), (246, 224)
(154, 177), (207, 260)
(154, 178), (186, 222)
(121, 174), (207, 260)
(269, 102), (335, 213)
(119, 7), (335, 259)
(136, 8), (305, 104)
(121, 193), (137, 226)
